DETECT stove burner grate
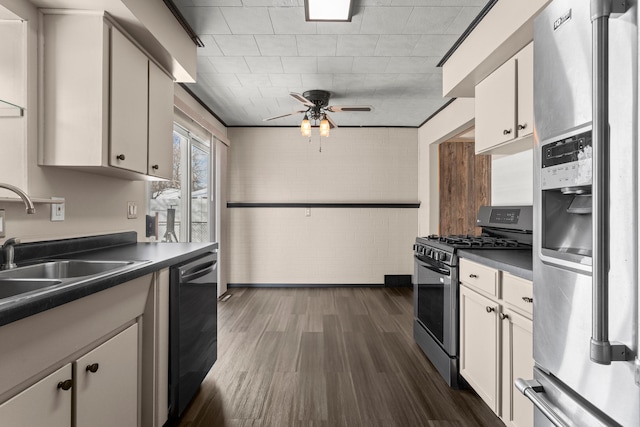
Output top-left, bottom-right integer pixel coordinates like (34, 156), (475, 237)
(424, 234), (530, 249)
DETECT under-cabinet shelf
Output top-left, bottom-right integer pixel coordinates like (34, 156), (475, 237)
(0, 197), (64, 205)
(0, 99), (24, 117)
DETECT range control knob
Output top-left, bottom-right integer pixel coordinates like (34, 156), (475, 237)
(430, 250), (438, 259)
(438, 252), (447, 262)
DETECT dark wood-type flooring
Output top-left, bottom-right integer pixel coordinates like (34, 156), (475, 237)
(176, 287), (503, 426)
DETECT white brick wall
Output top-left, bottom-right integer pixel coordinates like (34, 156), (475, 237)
(227, 127), (418, 285)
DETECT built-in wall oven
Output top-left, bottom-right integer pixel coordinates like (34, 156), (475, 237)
(413, 206), (533, 388)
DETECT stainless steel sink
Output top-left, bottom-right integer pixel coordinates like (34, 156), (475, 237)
(0, 279), (62, 299)
(0, 260), (135, 280)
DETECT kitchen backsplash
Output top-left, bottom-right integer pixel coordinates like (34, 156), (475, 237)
(491, 148), (534, 206)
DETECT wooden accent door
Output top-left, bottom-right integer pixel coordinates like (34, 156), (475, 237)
(439, 139), (491, 235)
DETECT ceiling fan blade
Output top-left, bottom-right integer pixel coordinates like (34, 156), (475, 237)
(289, 92), (315, 107)
(325, 114), (338, 129)
(263, 110), (308, 121)
(326, 105), (374, 113)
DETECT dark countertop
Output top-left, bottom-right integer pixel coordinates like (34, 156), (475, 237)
(0, 232), (217, 327)
(457, 248), (532, 281)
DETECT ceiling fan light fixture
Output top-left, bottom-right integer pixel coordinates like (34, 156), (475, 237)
(305, 0), (352, 22)
(300, 116), (311, 137)
(319, 116), (330, 137)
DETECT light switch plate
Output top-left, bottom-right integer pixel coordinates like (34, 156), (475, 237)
(127, 201), (138, 219)
(0, 209), (5, 238)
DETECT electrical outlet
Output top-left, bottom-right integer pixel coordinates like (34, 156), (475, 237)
(127, 201), (138, 219)
(50, 197), (65, 222)
(305, 207), (311, 217)
(0, 209), (5, 238)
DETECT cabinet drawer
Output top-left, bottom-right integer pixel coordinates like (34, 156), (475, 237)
(459, 258), (499, 297)
(502, 272), (533, 317)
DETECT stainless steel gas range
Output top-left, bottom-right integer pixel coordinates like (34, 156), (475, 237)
(412, 205), (533, 388)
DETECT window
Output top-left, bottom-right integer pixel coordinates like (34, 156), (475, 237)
(148, 124), (214, 242)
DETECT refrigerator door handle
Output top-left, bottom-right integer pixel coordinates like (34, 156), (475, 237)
(589, 0), (632, 365)
(516, 379), (571, 427)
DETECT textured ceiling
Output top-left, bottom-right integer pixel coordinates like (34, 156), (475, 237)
(175, 0), (487, 128)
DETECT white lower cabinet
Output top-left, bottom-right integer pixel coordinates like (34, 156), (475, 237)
(76, 324), (139, 427)
(501, 308), (533, 427)
(459, 259), (534, 427)
(0, 275), (152, 427)
(0, 364), (72, 427)
(0, 324), (138, 427)
(459, 284), (499, 412)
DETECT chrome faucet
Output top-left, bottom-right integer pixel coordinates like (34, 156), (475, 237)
(1, 238), (20, 270)
(0, 183), (35, 214)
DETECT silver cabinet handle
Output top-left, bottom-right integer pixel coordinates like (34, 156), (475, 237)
(522, 297), (533, 303)
(518, 123), (528, 130)
(503, 129), (512, 135)
(486, 306), (495, 313)
(499, 313), (509, 320)
(469, 274), (478, 278)
(515, 379), (570, 427)
(116, 154), (125, 161)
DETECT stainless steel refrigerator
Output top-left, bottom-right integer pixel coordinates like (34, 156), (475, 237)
(516, 0), (640, 425)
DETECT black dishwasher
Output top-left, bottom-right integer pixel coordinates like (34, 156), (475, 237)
(169, 251), (218, 419)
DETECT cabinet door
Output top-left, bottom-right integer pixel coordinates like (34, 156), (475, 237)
(75, 324), (139, 427)
(475, 58), (517, 153)
(516, 43), (533, 138)
(110, 28), (148, 174)
(0, 364), (72, 427)
(148, 63), (174, 179)
(501, 308), (533, 427)
(459, 285), (499, 412)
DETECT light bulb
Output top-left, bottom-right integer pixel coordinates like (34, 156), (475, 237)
(319, 118), (330, 137)
(300, 117), (311, 137)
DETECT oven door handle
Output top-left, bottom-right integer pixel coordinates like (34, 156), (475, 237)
(415, 256), (450, 276)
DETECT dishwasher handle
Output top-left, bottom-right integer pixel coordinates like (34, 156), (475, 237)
(180, 260), (217, 283)
(516, 378), (571, 427)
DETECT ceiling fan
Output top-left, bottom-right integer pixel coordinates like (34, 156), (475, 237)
(263, 90), (374, 130)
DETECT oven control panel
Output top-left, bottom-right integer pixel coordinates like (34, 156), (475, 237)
(413, 244), (450, 264)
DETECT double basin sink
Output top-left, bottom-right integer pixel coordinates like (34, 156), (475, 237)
(0, 260), (143, 301)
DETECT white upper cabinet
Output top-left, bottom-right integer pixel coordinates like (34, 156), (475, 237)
(109, 28), (149, 175)
(475, 42), (534, 155)
(516, 43), (534, 139)
(147, 63), (174, 180)
(40, 11), (173, 180)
